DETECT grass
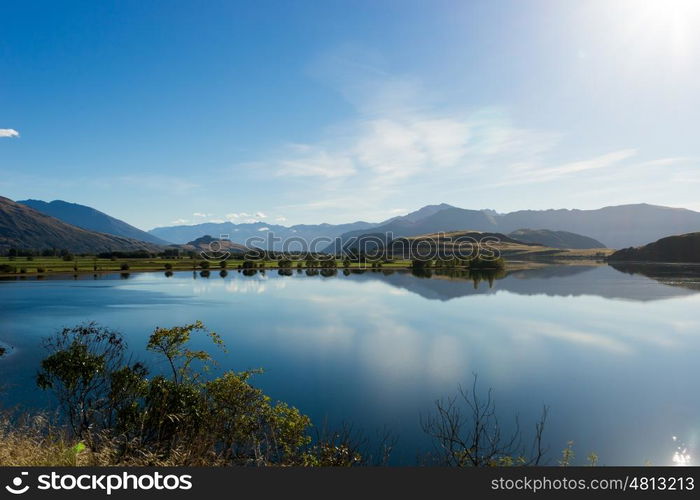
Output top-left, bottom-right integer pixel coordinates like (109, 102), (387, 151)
(0, 256), (418, 277)
(0, 247), (613, 278)
(0, 414), (223, 466)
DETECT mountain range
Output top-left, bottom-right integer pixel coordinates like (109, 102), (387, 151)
(0, 196), (162, 253)
(19, 199), (170, 245)
(149, 220), (378, 249)
(150, 202), (699, 250)
(4, 196), (700, 254)
(330, 203), (700, 250)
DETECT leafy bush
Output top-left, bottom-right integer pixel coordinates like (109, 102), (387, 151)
(35, 321), (336, 466)
(120, 263), (130, 271)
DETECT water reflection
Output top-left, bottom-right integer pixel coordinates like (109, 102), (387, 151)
(672, 437), (693, 466)
(609, 262), (700, 292)
(1, 264), (700, 465)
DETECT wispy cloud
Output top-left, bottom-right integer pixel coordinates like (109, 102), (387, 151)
(241, 45), (696, 221)
(0, 128), (19, 138)
(486, 149), (639, 188)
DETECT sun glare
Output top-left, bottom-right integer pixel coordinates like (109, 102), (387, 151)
(619, 0), (700, 64)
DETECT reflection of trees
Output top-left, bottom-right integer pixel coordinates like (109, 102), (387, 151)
(410, 268), (505, 289)
(608, 262), (700, 291)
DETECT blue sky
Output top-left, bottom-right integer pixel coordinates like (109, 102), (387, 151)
(1, 0), (699, 230)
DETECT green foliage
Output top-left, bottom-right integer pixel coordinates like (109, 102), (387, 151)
(199, 261), (210, 269)
(120, 263), (130, 271)
(559, 441), (575, 466)
(164, 263), (173, 270)
(34, 321), (363, 466)
(146, 321), (225, 383)
(469, 256), (505, 270)
(36, 323), (135, 437)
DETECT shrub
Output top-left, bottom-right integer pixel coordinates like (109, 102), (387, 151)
(33, 321), (362, 466)
(37, 267), (46, 274)
(199, 261), (210, 270)
(164, 263), (173, 270)
(468, 256), (505, 270)
(120, 263), (130, 271)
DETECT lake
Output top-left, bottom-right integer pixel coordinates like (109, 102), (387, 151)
(1, 264), (699, 465)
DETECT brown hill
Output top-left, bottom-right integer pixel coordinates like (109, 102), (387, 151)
(608, 232), (700, 263)
(0, 196), (162, 253)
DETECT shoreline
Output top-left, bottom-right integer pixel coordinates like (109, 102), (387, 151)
(0, 260), (608, 280)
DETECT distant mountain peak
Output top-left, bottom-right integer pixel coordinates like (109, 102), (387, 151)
(18, 199), (170, 245)
(1, 196), (162, 253)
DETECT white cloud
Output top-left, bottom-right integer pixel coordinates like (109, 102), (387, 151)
(192, 212), (212, 218)
(226, 212), (251, 220)
(171, 218), (189, 225)
(274, 145), (356, 178)
(258, 227), (270, 231)
(255, 211), (267, 218)
(233, 47), (696, 219)
(486, 149), (639, 188)
(0, 129), (19, 138)
(275, 216), (288, 222)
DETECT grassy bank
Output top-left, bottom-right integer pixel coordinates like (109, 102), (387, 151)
(0, 256), (404, 275)
(0, 256), (510, 278)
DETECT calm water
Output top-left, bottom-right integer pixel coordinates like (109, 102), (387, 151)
(1, 264), (699, 465)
